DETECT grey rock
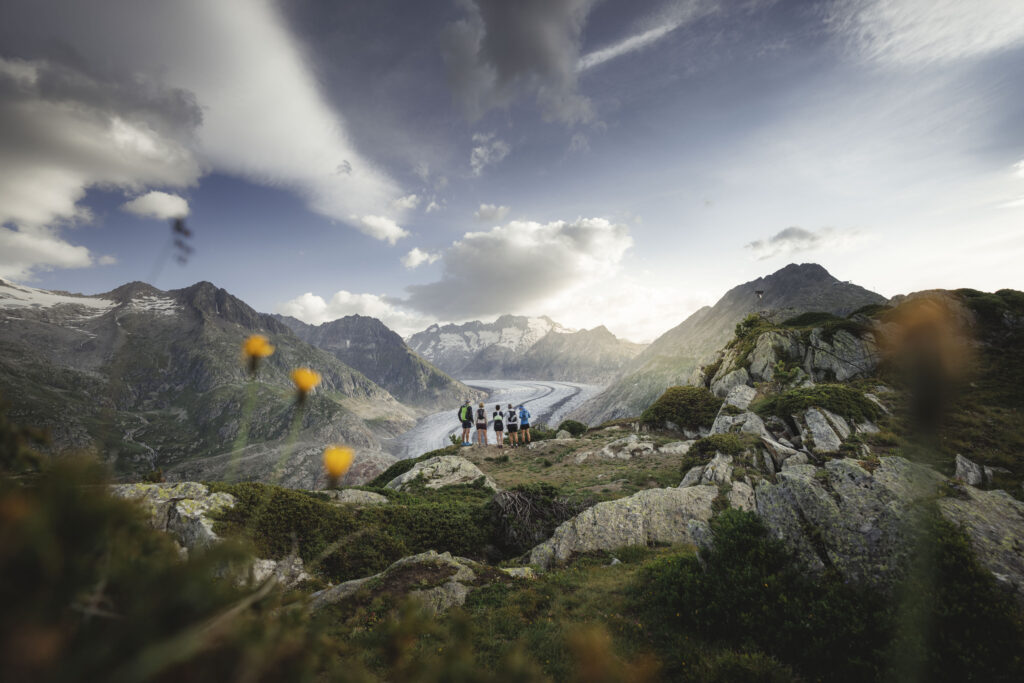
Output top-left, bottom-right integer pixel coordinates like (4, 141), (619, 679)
(556, 429), (573, 439)
(386, 456), (498, 491)
(687, 519), (714, 552)
(658, 440), (694, 455)
(322, 489), (390, 505)
(820, 408), (851, 439)
(112, 482), (236, 550)
(679, 465), (706, 488)
(500, 567), (537, 580)
(805, 328), (879, 382)
(864, 393), (890, 414)
(955, 454), (984, 487)
(799, 408), (843, 454)
(609, 558), (622, 566)
(710, 410), (772, 439)
(855, 420), (880, 435)
(723, 384), (757, 410)
(575, 434), (655, 462)
(701, 453), (734, 485)
(529, 486), (718, 569)
(761, 436), (799, 469)
(711, 367), (750, 399)
(310, 550), (481, 614)
(939, 487), (1024, 603)
(727, 481), (755, 512)
(250, 556), (312, 588)
(782, 453), (809, 468)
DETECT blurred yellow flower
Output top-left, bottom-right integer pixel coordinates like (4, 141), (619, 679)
(323, 446), (354, 479)
(243, 334), (275, 359)
(291, 367), (321, 395)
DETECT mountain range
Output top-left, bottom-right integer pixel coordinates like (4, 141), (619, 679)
(273, 314), (482, 409)
(407, 315), (645, 383)
(568, 263), (887, 424)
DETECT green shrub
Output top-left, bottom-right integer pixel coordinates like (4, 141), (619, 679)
(367, 445), (460, 487)
(641, 386), (722, 431)
(688, 433), (753, 459)
(489, 483), (594, 555)
(752, 383), (880, 423)
(850, 303), (892, 319)
(528, 425), (558, 441)
(556, 419), (588, 437)
(703, 651), (796, 683)
(780, 311), (846, 328)
(210, 481), (496, 582)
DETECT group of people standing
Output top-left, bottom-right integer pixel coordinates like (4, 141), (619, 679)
(457, 401), (531, 448)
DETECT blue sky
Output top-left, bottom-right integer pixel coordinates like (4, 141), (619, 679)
(1, 0), (1022, 341)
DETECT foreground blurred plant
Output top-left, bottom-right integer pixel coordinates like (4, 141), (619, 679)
(228, 335), (277, 482)
(323, 445), (354, 488)
(290, 368), (320, 404)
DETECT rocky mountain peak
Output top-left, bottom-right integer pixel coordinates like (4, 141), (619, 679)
(172, 282), (289, 334)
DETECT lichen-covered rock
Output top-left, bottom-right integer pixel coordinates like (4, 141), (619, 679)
(798, 408), (843, 454)
(710, 367), (750, 399)
(710, 410), (771, 439)
(322, 489), (390, 505)
(760, 436), (799, 470)
(938, 487), (1024, 602)
(529, 486), (718, 569)
(955, 454), (984, 487)
(500, 567), (537, 580)
(250, 556), (312, 588)
(754, 457), (942, 585)
(723, 384), (757, 410)
(385, 456), (498, 491)
(658, 441), (693, 455)
(556, 429), (573, 439)
(804, 328), (879, 382)
(820, 408), (851, 439)
(782, 453), (809, 468)
(679, 465), (705, 488)
(701, 453), (733, 485)
(728, 481), (756, 512)
(309, 550), (484, 614)
(111, 482), (235, 549)
(573, 434), (656, 462)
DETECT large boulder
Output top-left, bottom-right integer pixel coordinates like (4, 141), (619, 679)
(309, 550), (495, 614)
(755, 457), (944, 585)
(954, 454), (985, 487)
(385, 456), (498, 491)
(723, 384), (757, 410)
(710, 367), (750, 399)
(112, 482), (236, 550)
(938, 486), (1024, 602)
(529, 486), (718, 569)
(710, 410), (772, 439)
(573, 434), (655, 463)
(796, 408), (843, 454)
(804, 329), (879, 382)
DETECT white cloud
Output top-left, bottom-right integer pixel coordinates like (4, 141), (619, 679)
(744, 226), (871, 260)
(121, 191), (190, 219)
(404, 217), (633, 319)
(425, 200), (442, 214)
(97, 254), (118, 266)
(829, 0), (1024, 66)
(470, 133), (511, 176)
(276, 290), (432, 337)
(402, 247), (441, 269)
(0, 226), (94, 281)
(578, 2), (716, 71)
(352, 215), (409, 245)
(3, 0), (410, 245)
(392, 194), (420, 210)
(474, 203), (510, 222)
(568, 133), (590, 153)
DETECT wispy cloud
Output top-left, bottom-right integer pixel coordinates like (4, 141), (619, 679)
(828, 0), (1024, 67)
(745, 226), (869, 260)
(402, 247), (441, 269)
(470, 133), (511, 176)
(474, 203), (509, 222)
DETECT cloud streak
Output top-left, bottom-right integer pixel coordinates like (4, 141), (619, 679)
(745, 226), (869, 260)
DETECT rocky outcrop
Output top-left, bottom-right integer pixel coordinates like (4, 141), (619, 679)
(385, 456), (498, 491)
(755, 457), (945, 585)
(310, 550), (500, 614)
(572, 435), (655, 463)
(938, 487), (1024, 600)
(710, 409), (772, 439)
(796, 408), (843, 454)
(723, 384), (757, 410)
(112, 482), (236, 550)
(529, 486), (718, 569)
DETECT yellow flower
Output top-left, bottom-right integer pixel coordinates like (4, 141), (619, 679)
(243, 334), (275, 359)
(323, 446), (354, 479)
(291, 367), (321, 395)
(242, 334), (274, 374)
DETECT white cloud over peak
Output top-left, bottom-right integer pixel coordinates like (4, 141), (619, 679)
(352, 215), (409, 245)
(474, 203), (510, 222)
(829, 0), (1024, 66)
(404, 217), (633, 319)
(402, 247), (441, 269)
(392, 194), (421, 210)
(470, 133), (511, 176)
(121, 191), (190, 220)
(276, 291), (432, 337)
(0, 227), (94, 281)
(744, 226), (870, 261)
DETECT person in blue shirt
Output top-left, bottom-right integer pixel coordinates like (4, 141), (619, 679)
(518, 405), (531, 444)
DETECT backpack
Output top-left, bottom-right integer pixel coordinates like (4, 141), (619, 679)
(507, 410), (518, 425)
(476, 408), (486, 421)
(493, 411), (504, 426)
(459, 405), (470, 421)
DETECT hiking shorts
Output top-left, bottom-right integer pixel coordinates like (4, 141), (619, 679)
(461, 420), (472, 429)
(521, 423), (530, 429)
(476, 422), (486, 430)
(494, 423), (504, 432)
(507, 425), (518, 433)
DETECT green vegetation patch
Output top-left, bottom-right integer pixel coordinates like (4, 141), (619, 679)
(752, 383), (881, 422)
(635, 508), (1024, 682)
(556, 419), (588, 437)
(640, 385), (722, 431)
(209, 480), (496, 582)
(688, 433), (759, 459)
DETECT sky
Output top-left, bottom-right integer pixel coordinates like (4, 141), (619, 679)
(0, 0), (1022, 343)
